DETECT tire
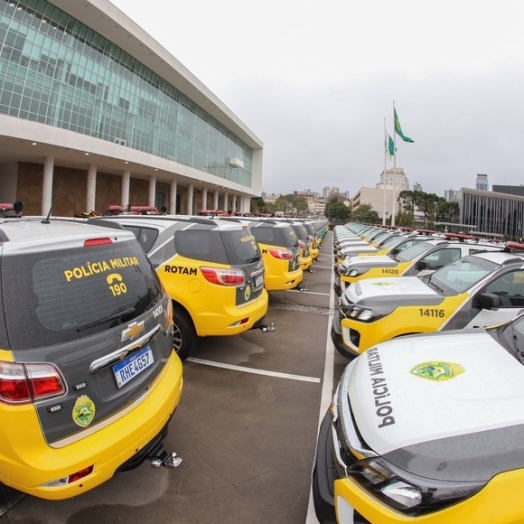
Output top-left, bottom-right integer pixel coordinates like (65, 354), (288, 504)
(172, 308), (197, 360)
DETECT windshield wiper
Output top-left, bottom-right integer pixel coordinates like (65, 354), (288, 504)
(77, 307), (136, 332)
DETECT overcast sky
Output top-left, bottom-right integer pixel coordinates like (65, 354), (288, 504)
(110, 0), (524, 198)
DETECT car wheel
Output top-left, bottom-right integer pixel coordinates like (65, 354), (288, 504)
(172, 309), (197, 361)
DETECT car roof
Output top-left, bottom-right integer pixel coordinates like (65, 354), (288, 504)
(468, 250), (524, 265)
(0, 217), (136, 254)
(94, 214), (250, 232)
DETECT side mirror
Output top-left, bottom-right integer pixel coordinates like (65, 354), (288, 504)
(390, 248), (399, 255)
(473, 292), (502, 310)
(415, 260), (429, 271)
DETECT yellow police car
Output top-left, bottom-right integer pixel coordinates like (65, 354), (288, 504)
(0, 217), (183, 504)
(95, 215), (270, 360)
(315, 311), (524, 523)
(222, 217), (304, 292)
(332, 250), (524, 357)
(335, 234), (502, 296)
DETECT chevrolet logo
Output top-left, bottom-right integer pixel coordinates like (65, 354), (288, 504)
(121, 321), (145, 342)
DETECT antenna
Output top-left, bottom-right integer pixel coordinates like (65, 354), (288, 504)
(42, 180), (63, 224)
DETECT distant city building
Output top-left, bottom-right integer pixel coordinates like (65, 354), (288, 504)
(444, 189), (458, 202)
(309, 197), (326, 215)
(349, 168), (409, 221)
(262, 192), (279, 204)
(412, 182), (422, 192)
(322, 186), (341, 199)
(492, 185), (524, 198)
(377, 168), (410, 191)
(458, 187), (524, 238)
(476, 174), (489, 191)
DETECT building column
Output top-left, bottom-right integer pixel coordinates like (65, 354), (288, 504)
(232, 195), (238, 213)
(42, 156), (54, 215)
(148, 175), (157, 207)
(213, 190), (219, 210)
(121, 169), (131, 207)
(170, 180), (177, 214)
(240, 196), (248, 213)
(223, 191), (229, 213)
(201, 187), (208, 210)
(187, 184), (194, 215)
(87, 164), (97, 213)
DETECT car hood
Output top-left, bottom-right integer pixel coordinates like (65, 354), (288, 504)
(339, 245), (378, 255)
(344, 276), (441, 307)
(346, 330), (524, 458)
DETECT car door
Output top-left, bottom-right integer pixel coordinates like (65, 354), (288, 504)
(466, 269), (524, 328)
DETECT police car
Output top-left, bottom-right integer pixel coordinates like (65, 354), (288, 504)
(334, 234), (502, 296)
(93, 215), (270, 360)
(334, 231), (441, 271)
(0, 217), (183, 504)
(332, 249), (524, 358)
(314, 311), (524, 523)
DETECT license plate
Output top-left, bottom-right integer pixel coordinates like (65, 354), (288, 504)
(254, 274), (263, 288)
(113, 345), (154, 388)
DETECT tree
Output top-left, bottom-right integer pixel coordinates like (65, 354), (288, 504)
(325, 195), (350, 221)
(251, 197), (265, 214)
(352, 203), (380, 224)
(327, 201), (351, 221)
(274, 194), (309, 216)
(398, 190), (458, 227)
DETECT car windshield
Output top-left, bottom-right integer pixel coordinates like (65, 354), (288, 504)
(428, 255), (498, 294)
(380, 235), (407, 249)
(395, 241), (434, 262)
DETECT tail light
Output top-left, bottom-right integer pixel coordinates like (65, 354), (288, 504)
(268, 248), (294, 260)
(200, 267), (245, 286)
(0, 362), (65, 404)
(84, 237), (113, 247)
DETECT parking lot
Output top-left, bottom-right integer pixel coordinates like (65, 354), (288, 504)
(3, 230), (348, 524)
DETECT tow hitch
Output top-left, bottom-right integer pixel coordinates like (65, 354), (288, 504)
(296, 283), (308, 292)
(258, 320), (275, 332)
(150, 449), (182, 469)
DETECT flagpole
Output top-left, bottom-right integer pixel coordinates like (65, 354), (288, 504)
(391, 102), (397, 227)
(382, 118), (387, 225)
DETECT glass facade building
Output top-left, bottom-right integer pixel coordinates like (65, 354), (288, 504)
(0, 0), (253, 188)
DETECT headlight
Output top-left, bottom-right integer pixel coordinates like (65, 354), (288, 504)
(348, 268), (360, 277)
(345, 456), (484, 516)
(340, 303), (393, 322)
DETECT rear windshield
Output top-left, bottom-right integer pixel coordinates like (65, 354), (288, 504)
(291, 224), (309, 241)
(251, 225), (298, 249)
(175, 227), (261, 265)
(0, 240), (163, 350)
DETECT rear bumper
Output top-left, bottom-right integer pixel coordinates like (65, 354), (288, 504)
(195, 289), (269, 336)
(0, 352), (183, 500)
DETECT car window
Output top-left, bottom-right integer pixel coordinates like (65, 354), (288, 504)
(1, 240), (163, 350)
(175, 228), (229, 264)
(251, 226), (298, 248)
(485, 270), (524, 307)
(395, 241), (433, 262)
(124, 225), (159, 253)
(422, 248), (461, 269)
(221, 229), (262, 264)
